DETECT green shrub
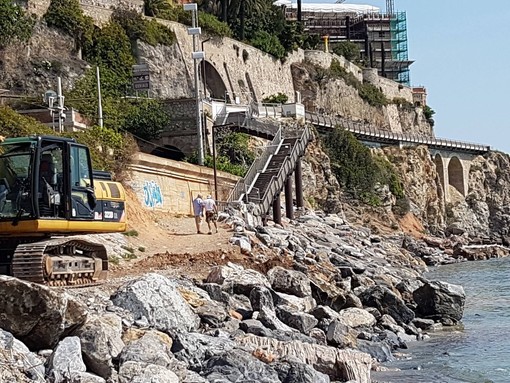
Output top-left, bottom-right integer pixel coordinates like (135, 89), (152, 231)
(144, 0), (172, 17)
(423, 105), (435, 120)
(358, 83), (388, 107)
(250, 30), (286, 60)
(112, 8), (175, 47)
(44, 0), (94, 48)
(322, 128), (405, 206)
(84, 23), (135, 80)
(0, 106), (53, 137)
(332, 41), (360, 62)
(199, 12), (232, 37)
(123, 229), (139, 236)
(0, 0), (36, 49)
(392, 97), (414, 108)
(262, 92), (288, 104)
(330, 59), (360, 89)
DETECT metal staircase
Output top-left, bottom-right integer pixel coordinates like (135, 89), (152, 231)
(228, 126), (312, 217)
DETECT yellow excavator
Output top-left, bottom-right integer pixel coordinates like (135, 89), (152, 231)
(0, 135), (126, 286)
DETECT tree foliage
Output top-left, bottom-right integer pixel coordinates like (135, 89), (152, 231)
(0, 106), (134, 176)
(0, 0), (35, 49)
(44, 0), (94, 48)
(121, 99), (171, 141)
(332, 41), (360, 62)
(111, 8), (175, 46)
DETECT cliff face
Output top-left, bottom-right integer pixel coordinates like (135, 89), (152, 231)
(291, 62), (432, 137)
(447, 151), (510, 243)
(0, 23), (87, 94)
(378, 146), (445, 233)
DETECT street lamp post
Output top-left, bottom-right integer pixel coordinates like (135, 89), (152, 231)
(184, 3), (205, 166)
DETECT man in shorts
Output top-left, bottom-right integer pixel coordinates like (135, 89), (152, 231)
(193, 194), (204, 234)
(203, 194), (218, 234)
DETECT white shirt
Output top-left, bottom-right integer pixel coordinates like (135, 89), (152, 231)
(204, 198), (216, 212)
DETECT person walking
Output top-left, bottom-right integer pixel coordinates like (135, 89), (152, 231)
(193, 194), (204, 234)
(203, 194), (218, 234)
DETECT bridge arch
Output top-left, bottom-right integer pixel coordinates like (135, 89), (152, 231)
(448, 156), (465, 196)
(434, 153), (445, 194)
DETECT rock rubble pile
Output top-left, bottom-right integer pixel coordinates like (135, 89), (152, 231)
(0, 205), (479, 383)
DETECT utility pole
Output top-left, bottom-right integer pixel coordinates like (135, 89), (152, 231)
(96, 66), (103, 128)
(184, 3), (205, 166)
(56, 77), (65, 133)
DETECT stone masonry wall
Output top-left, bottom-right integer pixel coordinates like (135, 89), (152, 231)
(304, 50), (364, 82)
(159, 20), (303, 104)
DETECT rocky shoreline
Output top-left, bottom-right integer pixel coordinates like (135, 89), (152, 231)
(1, 205), (508, 383)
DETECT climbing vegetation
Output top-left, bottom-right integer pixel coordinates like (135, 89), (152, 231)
(322, 127), (407, 209)
(0, 0), (36, 49)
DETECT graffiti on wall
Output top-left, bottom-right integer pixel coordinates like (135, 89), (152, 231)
(143, 180), (164, 208)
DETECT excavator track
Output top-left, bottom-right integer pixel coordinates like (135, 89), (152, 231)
(11, 238), (109, 287)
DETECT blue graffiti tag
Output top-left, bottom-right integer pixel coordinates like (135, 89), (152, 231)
(143, 180), (163, 208)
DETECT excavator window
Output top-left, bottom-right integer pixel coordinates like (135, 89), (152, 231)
(38, 146), (64, 218)
(70, 145), (95, 218)
(0, 142), (33, 218)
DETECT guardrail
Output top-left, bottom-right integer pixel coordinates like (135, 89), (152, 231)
(305, 112), (491, 154)
(227, 127), (283, 203)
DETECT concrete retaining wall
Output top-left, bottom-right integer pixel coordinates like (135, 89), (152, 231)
(128, 152), (239, 215)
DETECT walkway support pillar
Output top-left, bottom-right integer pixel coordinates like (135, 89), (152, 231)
(272, 193), (282, 225)
(295, 159), (304, 208)
(285, 175), (293, 220)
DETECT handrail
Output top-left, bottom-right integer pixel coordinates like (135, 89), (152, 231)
(227, 127), (283, 203)
(305, 112), (491, 154)
(258, 126), (312, 215)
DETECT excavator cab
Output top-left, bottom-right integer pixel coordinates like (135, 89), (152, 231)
(0, 136), (98, 221)
(0, 135), (127, 285)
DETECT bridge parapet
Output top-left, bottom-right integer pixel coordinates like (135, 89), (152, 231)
(305, 112), (491, 154)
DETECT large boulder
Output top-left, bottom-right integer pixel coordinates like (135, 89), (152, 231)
(413, 280), (465, 324)
(118, 361), (179, 383)
(238, 334), (371, 382)
(202, 350), (281, 383)
(358, 285), (415, 324)
(0, 276), (87, 349)
(111, 273), (200, 333)
(74, 314), (124, 379)
(0, 329), (45, 382)
(268, 266), (312, 297)
(206, 263), (271, 295)
(48, 336), (87, 382)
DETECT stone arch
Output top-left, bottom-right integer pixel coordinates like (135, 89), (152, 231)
(151, 145), (185, 161)
(434, 153), (445, 193)
(204, 61), (227, 100)
(448, 156), (465, 195)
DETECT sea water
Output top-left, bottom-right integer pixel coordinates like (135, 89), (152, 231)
(372, 257), (510, 383)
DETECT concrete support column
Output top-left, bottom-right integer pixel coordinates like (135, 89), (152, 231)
(272, 193), (282, 225)
(284, 175), (293, 220)
(295, 159), (304, 208)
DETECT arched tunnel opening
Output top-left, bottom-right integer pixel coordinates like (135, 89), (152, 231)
(448, 157), (465, 196)
(151, 145), (186, 161)
(434, 154), (445, 193)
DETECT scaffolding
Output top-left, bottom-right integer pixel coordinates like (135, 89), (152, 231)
(285, 4), (413, 85)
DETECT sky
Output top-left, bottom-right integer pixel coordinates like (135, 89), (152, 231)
(304, 0), (510, 154)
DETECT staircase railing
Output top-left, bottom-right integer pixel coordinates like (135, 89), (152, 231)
(258, 126), (312, 216)
(227, 127), (283, 203)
